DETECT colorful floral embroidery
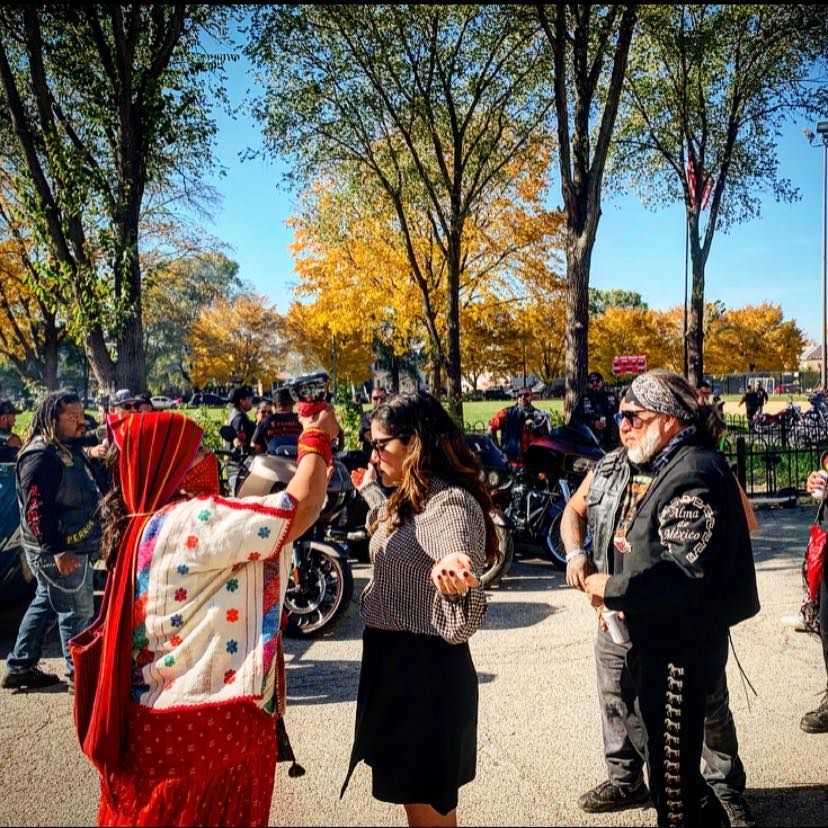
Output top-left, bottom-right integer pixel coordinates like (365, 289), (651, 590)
(248, 552), (260, 561)
(226, 608), (239, 623)
(226, 578), (239, 592)
(223, 669), (236, 685)
(174, 588), (187, 602)
(170, 613), (183, 628)
(231, 563), (242, 573)
(169, 635), (182, 647)
(257, 526), (271, 539)
(197, 509), (211, 522)
(185, 535), (199, 549)
(226, 639), (238, 654)
(164, 655), (175, 667)
(177, 564), (189, 575)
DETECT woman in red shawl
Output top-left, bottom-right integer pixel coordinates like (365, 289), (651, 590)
(71, 406), (339, 827)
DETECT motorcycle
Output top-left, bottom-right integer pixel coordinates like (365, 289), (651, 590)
(463, 433), (515, 589)
(501, 420), (604, 569)
(217, 375), (355, 638)
(752, 398), (815, 447)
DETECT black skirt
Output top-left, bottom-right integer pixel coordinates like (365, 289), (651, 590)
(341, 626), (479, 816)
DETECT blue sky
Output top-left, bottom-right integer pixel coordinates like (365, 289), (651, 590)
(203, 53), (826, 343)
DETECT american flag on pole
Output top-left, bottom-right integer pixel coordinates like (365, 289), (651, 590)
(685, 154), (714, 211)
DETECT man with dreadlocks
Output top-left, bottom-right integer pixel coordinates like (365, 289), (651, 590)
(2, 389), (102, 692)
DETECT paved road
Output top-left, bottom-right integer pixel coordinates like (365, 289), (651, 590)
(1, 505), (826, 827)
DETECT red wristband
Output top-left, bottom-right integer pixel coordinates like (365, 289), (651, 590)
(296, 401), (329, 418)
(297, 429), (333, 466)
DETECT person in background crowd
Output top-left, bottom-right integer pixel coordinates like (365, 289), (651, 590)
(755, 384), (769, 416)
(74, 406), (339, 826)
(738, 385), (761, 424)
(251, 389), (302, 454)
(359, 386), (388, 463)
(135, 393), (154, 413)
(0, 398), (22, 460)
(487, 386), (549, 464)
(1, 390), (102, 692)
(110, 389), (139, 415)
(226, 385), (255, 451)
(567, 370), (759, 828)
(342, 392), (498, 827)
(255, 398), (274, 425)
(571, 371), (620, 450)
(800, 469), (828, 734)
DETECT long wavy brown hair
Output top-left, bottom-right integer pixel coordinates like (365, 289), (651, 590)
(369, 391), (500, 565)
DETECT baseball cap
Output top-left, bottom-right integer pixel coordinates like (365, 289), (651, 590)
(111, 388), (138, 407)
(0, 399), (19, 415)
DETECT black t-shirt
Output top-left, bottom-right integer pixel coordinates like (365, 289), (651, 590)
(227, 408), (255, 447)
(252, 412), (302, 453)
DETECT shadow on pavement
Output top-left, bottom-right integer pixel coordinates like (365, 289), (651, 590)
(748, 784), (828, 827)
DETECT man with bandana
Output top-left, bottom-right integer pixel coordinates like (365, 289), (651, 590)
(562, 370), (759, 828)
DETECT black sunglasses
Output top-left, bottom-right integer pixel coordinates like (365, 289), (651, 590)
(368, 433), (410, 453)
(614, 410), (657, 429)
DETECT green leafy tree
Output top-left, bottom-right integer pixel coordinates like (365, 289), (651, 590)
(0, 4), (236, 391)
(143, 252), (244, 392)
(588, 288), (647, 316)
(613, 4), (828, 384)
(247, 4), (553, 422)
(534, 3), (638, 417)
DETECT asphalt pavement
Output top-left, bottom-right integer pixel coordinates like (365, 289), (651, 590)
(1, 504), (826, 827)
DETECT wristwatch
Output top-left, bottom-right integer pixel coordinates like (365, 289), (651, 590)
(565, 548), (587, 563)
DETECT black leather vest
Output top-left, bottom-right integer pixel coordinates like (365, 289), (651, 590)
(18, 437), (102, 555)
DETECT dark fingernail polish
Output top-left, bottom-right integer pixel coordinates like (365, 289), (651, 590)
(448, 570), (455, 577)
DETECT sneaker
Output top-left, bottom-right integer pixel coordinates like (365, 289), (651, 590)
(1, 666), (62, 690)
(66, 675), (74, 696)
(800, 691), (828, 734)
(578, 779), (650, 813)
(721, 797), (756, 827)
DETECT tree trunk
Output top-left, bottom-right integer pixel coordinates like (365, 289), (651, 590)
(389, 357), (400, 393)
(445, 252), (463, 426)
(85, 327), (115, 392)
(429, 353), (441, 396)
(564, 230), (593, 419)
(687, 213), (705, 386)
(42, 329), (58, 390)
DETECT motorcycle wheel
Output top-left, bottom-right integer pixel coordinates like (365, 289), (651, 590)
(285, 542), (354, 638)
(542, 505), (567, 571)
(480, 523), (514, 590)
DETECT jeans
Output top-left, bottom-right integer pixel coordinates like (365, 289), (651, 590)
(5, 550), (95, 678)
(595, 628), (746, 803)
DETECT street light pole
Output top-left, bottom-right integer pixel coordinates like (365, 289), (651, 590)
(806, 122), (828, 390)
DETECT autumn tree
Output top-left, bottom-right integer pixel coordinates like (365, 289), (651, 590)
(281, 301), (374, 389)
(614, 4), (828, 385)
(590, 305), (678, 377)
(534, 3), (638, 416)
(0, 198), (66, 389)
(704, 303), (804, 374)
(247, 4), (553, 421)
(188, 294), (285, 390)
(0, 5), (236, 392)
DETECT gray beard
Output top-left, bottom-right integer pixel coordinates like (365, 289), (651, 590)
(626, 424), (663, 465)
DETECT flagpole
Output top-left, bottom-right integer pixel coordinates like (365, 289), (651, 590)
(683, 213), (689, 378)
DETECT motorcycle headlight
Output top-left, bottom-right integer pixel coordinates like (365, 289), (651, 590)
(487, 470), (500, 488)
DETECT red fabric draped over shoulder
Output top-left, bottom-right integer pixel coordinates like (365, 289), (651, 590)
(78, 412), (203, 782)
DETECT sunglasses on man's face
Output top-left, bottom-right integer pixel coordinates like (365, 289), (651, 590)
(518, 393), (531, 399)
(372, 396), (386, 402)
(614, 410), (657, 429)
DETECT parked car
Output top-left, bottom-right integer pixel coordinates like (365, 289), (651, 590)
(189, 393), (228, 407)
(150, 395), (178, 410)
(774, 383), (801, 394)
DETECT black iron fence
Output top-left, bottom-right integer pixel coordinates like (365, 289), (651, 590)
(721, 412), (828, 498)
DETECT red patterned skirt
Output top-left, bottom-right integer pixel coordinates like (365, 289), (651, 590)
(98, 700), (277, 827)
